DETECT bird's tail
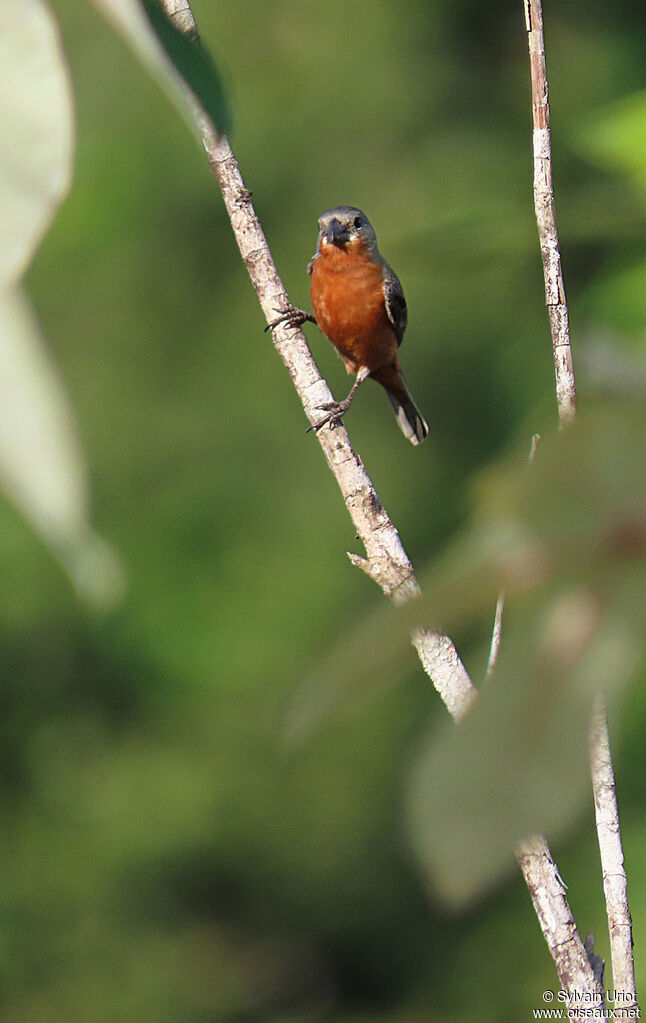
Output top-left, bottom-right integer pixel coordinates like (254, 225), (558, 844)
(372, 365), (429, 445)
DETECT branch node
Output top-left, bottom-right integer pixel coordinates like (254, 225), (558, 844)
(347, 551), (372, 576)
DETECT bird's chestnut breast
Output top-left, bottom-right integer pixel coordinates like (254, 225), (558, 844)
(310, 246), (395, 373)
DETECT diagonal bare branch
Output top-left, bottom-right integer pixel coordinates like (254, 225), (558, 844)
(517, 835), (605, 1021)
(159, 0), (478, 719)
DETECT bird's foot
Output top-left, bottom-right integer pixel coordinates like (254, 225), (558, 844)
(265, 303), (316, 333)
(307, 400), (351, 434)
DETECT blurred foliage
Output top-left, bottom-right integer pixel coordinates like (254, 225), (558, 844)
(288, 405), (645, 905)
(1, 0), (646, 1020)
(408, 405), (645, 905)
(0, 3), (121, 609)
(0, 3), (72, 288)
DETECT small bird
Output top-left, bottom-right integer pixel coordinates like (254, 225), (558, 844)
(272, 206), (428, 444)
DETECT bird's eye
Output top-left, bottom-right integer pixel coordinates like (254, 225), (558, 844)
(353, 215), (363, 230)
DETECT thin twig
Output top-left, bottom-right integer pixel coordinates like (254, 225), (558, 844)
(484, 591), (505, 683)
(484, 435), (539, 684)
(590, 695), (638, 1015)
(524, 0), (637, 1008)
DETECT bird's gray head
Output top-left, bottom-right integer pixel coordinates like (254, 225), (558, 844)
(317, 206), (379, 256)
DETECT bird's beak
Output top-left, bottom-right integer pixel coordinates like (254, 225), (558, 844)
(326, 217), (350, 247)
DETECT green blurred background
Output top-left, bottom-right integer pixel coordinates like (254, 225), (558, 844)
(3, 0), (646, 1019)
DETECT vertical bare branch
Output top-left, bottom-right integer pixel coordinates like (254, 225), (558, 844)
(590, 695), (638, 1015)
(524, 0), (576, 426)
(524, 1), (638, 1009)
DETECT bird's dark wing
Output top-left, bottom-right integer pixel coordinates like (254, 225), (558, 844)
(307, 252), (318, 276)
(382, 264), (407, 346)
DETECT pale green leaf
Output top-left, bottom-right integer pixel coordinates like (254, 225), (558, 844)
(0, 289), (124, 607)
(0, 1), (74, 286)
